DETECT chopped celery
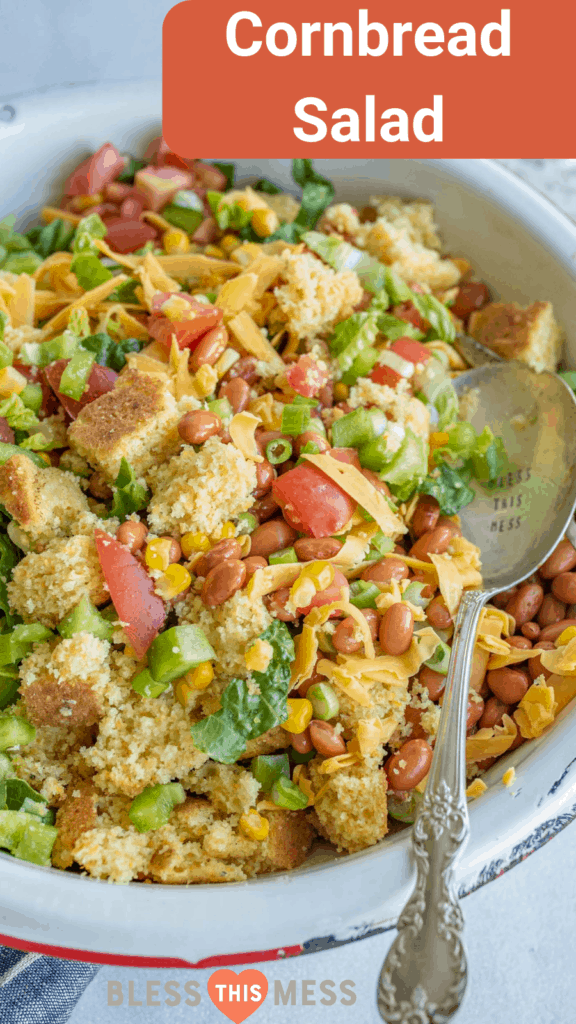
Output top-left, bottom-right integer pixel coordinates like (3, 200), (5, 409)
(0, 624), (53, 668)
(58, 595), (113, 641)
(131, 669), (170, 700)
(0, 715), (35, 751)
(329, 313), (378, 373)
(271, 776), (308, 810)
(403, 580), (431, 608)
(19, 384), (42, 414)
(147, 625), (215, 685)
(12, 817), (58, 865)
(251, 753), (290, 792)
(58, 349), (95, 401)
(358, 435), (395, 473)
(281, 404), (310, 436)
(207, 397), (233, 421)
(348, 580), (381, 609)
(268, 546), (298, 565)
(163, 204), (203, 235)
(128, 782), (185, 833)
(331, 407), (386, 450)
(236, 512), (258, 535)
(0, 809), (29, 850)
(367, 532), (395, 559)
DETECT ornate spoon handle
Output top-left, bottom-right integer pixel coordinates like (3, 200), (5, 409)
(377, 587), (488, 1023)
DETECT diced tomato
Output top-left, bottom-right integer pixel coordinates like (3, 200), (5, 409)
(64, 143), (125, 196)
(134, 165), (194, 212)
(193, 161), (228, 191)
(14, 362), (60, 418)
(43, 360), (118, 420)
(104, 218), (158, 254)
(104, 182), (134, 202)
(330, 447), (362, 470)
(392, 301), (427, 333)
(390, 338), (431, 365)
(284, 355), (329, 398)
(94, 530), (165, 659)
(120, 194), (146, 220)
(370, 363), (402, 389)
(0, 417), (14, 445)
(144, 136), (193, 171)
(148, 293), (223, 350)
(296, 569), (350, 616)
(273, 462), (357, 538)
(192, 217), (218, 244)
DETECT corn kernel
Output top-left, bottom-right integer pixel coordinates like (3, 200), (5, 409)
(194, 363), (218, 398)
(220, 234), (241, 256)
(239, 810), (269, 841)
(156, 563), (192, 600)
(174, 678), (194, 708)
(557, 626), (576, 646)
(36, 452), (52, 466)
(144, 537), (175, 571)
(0, 366), (27, 398)
(181, 532), (211, 557)
(245, 639), (273, 673)
(333, 382), (349, 402)
(187, 662), (214, 690)
(281, 698), (313, 734)
(251, 207), (279, 238)
(204, 244), (225, 259)
(162, 229), (190, 254)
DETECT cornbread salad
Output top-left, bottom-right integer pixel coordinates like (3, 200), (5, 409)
(0, 144), (572, 884)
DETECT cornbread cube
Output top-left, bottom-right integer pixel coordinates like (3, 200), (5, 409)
(11, 716), (95, 805)
(52, 780), (98, 869)
(274, 251), (363, 340)
(309, 759), (388, 853)
(7, 535), (108, 628)
(263, 810), (316, 870)
(147, 435), (257, 538)
(360, 197), (461, 290)
(18, 632), (111, 729)
(68, 369), (181, 481)
(0, 454), (93, 550)
(468, 300), (562, 373)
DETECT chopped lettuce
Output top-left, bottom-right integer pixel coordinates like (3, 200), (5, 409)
(70, 253), (112, 291)
(0, 535), (20, 630)
(380, 429), (428, 499)
(79, 332), (143, 372)
(107, 458), (149, 521)
(191, 620), (294, 763)
(376, 313), (424, 342)
(302, 231), (363, 273)
(108, 278), (140, 303)
(291, 159), (335, 230)
(72, 213), (107, 255)
(412, 292), (456, 343)
(26, 218), (75, 259)
(0, 778), (53, 821)
(329, 312), (379, 373)
(384, 268), (413, 304)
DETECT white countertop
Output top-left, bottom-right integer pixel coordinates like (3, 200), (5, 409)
(3, 7), (575, 1021)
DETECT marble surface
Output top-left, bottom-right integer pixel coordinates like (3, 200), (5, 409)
(3, 8), (576, 1022)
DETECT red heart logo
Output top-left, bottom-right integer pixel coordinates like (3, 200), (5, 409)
(207, 969), (268, 1023)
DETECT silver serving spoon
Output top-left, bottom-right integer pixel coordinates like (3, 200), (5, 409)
(377, 357), (576, 1023)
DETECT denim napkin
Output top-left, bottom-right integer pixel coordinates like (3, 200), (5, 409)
(0, 947), (99, 1024)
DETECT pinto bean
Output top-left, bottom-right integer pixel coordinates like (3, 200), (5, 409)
(250, 519), (298, 558)
(528, 640), (556, 681)
(289, 728), (312, 754)
(437, 516), (462, 538)
(409, 525), (453, 563)
(426, 596), (453, 630)
(309, 720), (347, 758)
(493, 586), (518, 610)
(188, 324), (228, 372)
(242, 555), (267, 581)
(361, 468), (391, 498)
(362, 607), (380, 641)
(551, 572), (576, 605)
(507, 635), (533, 650)
(379, 603), (414, 656)
(294, 537), (342, 561)
(222, 356), (258, 385)
(467, 698), (485, 732)
(178, 410), (221, 445)
(487, 667), (531, 704)
(385, 739), (433, 791)
(253, 459), (276, 498)
(418, 666), (446, 702)
(264, 587), (298, 621)
(194, 538), (242, 577)
(521, 621), (541, 641)
(249, 493), (280, 523)
(218, 377), (250, 414)
(505, 583), (544, 627)
(537, 594), (566, 628)
(361, 557), (409, 584)
(539, 539), (576, 579)
(116, 520), (148, 553)
(411, 496), (440, 538)
(479, 697), (511, 730)
(201, 559), (246, 607)
(333, 617), (363, 654)
(538, 619), (576, 642)
(404, 706), (427, 740)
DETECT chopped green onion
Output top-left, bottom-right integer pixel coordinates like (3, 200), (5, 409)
(281, 404), (310, 437)
(271, 775), (309, 810)
(307, 682), (339, 721)
(19, 384), (42, 414)
(348, 580), (381, 609)
(268, 546), (298, 565)
(236, 512), (258, 535)
(266, 437), (293, 464)
(58, 595), (114, 641)
(147, 625), (215, 685)
(251, 753), (290, 792)
(289, 747), (316, 764)
(128, 782), (186, 833)
(131, 668), (170, 700)
(0, 810), (57, 865)
(207, 397), (233, 421)
(424, 638), (451, 675)
(58, 349), (95, 401)
(0, 715), (35, 751)
(0, 342), (13, 369)
(402, 581), (431, 609)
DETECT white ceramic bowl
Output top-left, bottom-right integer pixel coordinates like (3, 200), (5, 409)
(1, 80), (576, 969)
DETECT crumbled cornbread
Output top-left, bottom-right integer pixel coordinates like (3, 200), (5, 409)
(177, 589), (272, 680)
(309, 758), (388, 853)
(274, 251), (363, 340)
(8, 535), (108, 627)
(358, 197), (461, 290)
(0, 455), (94, 549)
